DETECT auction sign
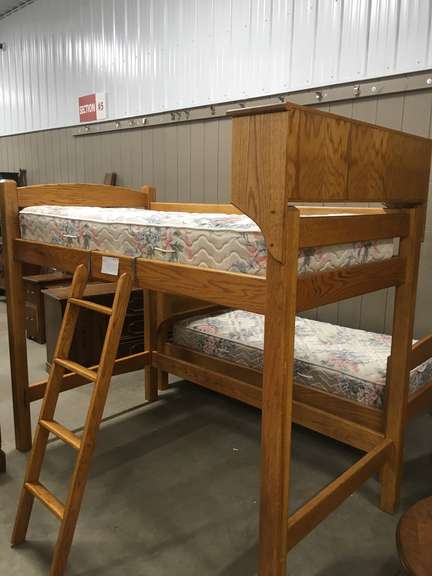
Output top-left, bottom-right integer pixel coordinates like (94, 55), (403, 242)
(79, 92), (107, 122)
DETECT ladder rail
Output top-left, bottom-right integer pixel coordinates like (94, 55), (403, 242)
(12, 267), (133, 576)
(12, 264), (89, 547)
(51, 272), (133, 575)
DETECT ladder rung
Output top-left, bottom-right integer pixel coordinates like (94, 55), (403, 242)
(24, 482), (65, 520)
(40, 419), (81, 450)
(54, 358), (97, 382)
(69, 297), (112, 315)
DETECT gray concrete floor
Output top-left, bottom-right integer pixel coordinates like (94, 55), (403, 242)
(0, 299), (430, 575)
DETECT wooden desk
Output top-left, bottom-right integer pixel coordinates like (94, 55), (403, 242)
(397, 497), (432, 575)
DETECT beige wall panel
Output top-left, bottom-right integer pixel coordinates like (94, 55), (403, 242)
(203, 120), (219, 203)
(190, 123), (205, 203)
(165, 125), (179, 201)
(217, 119), (232, 203)
(177, 124), (191, 203)
(140, 128), (154, 190)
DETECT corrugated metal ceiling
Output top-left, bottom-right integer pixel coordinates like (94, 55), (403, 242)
(0, 0), (431, 135)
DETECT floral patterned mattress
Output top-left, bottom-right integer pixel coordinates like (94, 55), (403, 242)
(19, 206), (394, 276)
(172, 310), (432, 409)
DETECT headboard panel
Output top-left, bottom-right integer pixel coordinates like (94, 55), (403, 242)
(13, 183), (155, 208)
(228, 102), (432, 261)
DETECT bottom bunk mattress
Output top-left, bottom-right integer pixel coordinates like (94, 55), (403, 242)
(19, 206), (395, 276)
(172, 311), (432, 409)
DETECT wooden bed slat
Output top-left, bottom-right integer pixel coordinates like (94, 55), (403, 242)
(286, 439), (393, 551)
(14, 239), (90, 273)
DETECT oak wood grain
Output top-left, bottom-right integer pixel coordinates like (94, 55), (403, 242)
(287, 439), (393, 551)
(258, 207), (299, 576)
(150, 201), (241, 214)
(297, 257), (406, 312)
(299, 212), (409, 248)
(136, 259), (267, 313)
(380, 208), (423, 513)
(17, 183), (151, 208)
(231, 110), (297, 262)
(397, 496), (432, 576)
(14, 239), (90, 273)
(0, 181), (32, 450)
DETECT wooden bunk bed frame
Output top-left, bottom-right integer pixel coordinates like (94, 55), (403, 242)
(1, 102), (431, 576)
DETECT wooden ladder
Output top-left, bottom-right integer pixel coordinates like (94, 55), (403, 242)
(11, 264), (132, 576)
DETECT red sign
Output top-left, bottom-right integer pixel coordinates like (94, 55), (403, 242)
(79, 93), (106, 123)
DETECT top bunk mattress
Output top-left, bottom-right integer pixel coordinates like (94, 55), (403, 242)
(19, 206), (395, 277)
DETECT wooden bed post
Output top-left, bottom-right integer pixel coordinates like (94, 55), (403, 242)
(0, 180), (32, 451)
(380, 206), (423, 513)
(144, 289), (159, 402)
(142, 185), (160, 401)
(259, 207), (300, 576)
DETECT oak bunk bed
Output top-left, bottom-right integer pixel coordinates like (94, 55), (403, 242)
(1, 102), (432, 576)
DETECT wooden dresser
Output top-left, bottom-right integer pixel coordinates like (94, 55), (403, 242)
(23, 273), (71, 343)
(44, 283), (144, 368)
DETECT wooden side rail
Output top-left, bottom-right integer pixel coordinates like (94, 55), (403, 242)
(300, 212), (409, 247)
(136, 260), (266, 313)
(14, 240), (91, 273)
(162, 341), (385, 435)
(28, 352), (150, 402)
(410, 335), (432, 370)
(136, 257), (405, 314)
(297, 257), (405, 312)
(286, 439), (393, 551)
(153, 349), (385, 452)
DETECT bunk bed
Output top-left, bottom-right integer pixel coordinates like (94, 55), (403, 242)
(1, 102), (431, 576)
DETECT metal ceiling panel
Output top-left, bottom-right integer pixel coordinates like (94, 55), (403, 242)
(1, 0), (432, 135)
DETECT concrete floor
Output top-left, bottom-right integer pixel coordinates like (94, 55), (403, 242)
(0, 300), (431, 575)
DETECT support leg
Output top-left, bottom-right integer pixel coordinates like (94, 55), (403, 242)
(144, 289), (159, 402)
(0, 181), (32, 451)
(259, 208), (300, 576)
(380, 208), (422, 513)
(0, 450), (5, 474)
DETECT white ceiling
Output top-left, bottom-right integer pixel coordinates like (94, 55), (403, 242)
(0, 0), (34, 19)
